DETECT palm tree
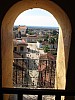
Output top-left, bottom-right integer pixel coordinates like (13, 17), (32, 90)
(48, 37), (55, 49)
(54, 33), (58, 43)
(44, 33), (49, 41)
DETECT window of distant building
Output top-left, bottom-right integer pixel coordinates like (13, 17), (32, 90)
(14, 47), (17, 52)
(18, 31), (21, 38)
(20, 46), (24, 51)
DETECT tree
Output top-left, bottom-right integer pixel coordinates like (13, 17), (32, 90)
(54, 33), (58, 43)
(53, 30), (57, 35)
(48, 37), (55, 49)
(26, 28), (34, 35)
(43, 45), (50, 52)
(37, 38), (43, 43)
(26, 27), (28, 33)
(44, 33), (49, 41)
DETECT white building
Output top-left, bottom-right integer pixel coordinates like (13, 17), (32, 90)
(13, 38), (28, 57)
(18, 25), (27, 37)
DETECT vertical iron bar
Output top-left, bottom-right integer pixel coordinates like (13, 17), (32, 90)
(41, 71), (42, 87)
(0, 94), (3, 100)
(39, 60), (41, 87)
(50, 61), (53, 87)
(16, 66), (17, 85)
(51, 61), (52, 76)
(22, 58), (24, 86)
(16, 59), (18, 85)
(55, 95), (61, 100)
(45, 60), (46, 86)
(38, 94), (42, 100)
(22, 68), (23, 86)
(50, 78), (51, 87)
(18, 94), (23, 100)
(44, 69), (46, 86)
(49, 59), (51, 87)
(46, 60), (47, 69)
(27, 59), (29, 87)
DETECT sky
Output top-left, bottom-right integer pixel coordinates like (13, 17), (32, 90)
(14, 8), (59, 27)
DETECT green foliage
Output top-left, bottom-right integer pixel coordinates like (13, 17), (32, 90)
(29, 32), (34, 35)
(53, 30), (58, 35)
(48, 37), (55, 44)
(54, 33), (58, 43)
(44, 33), (49, 41)
(37, 38), (43, 43)
(48, 37), (56, 49)
(43, 45), (50, 52)
(26, 28), (34, 35)
(26, 27), (28, 33)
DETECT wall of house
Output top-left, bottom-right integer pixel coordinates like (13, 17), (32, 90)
(0, 0), (73, 100)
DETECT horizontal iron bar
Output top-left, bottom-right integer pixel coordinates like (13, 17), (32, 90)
(14, 58), (28, 59)
(14, 58), (56, 61)
(0, 88), (75, 96)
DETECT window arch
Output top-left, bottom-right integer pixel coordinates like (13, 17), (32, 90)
(1, 0), (71, 90)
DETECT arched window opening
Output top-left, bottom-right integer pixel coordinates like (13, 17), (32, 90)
(13, 8), (59, 90)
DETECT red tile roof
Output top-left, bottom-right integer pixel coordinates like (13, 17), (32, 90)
(38, 53), (55, 71)
(13, 39), (28, 45)
(39, 53), (55, 60)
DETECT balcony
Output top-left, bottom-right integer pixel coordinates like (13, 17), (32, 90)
(13, 58), (56, 89)
(1, 58), (74, 100)
(11, 58), (56, 99)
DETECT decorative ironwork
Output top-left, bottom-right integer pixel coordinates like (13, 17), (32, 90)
(13, 58), (56, 88)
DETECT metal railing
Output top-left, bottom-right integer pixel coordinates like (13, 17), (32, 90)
(13, 58), (56, 88)
(0, 88), (75, 100)
(12, 57), (75, 100)
(1, 59), (75, 100)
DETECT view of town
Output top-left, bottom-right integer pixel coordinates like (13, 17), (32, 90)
(13, 25), (59, 99)
(12, 8), (59, 100)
